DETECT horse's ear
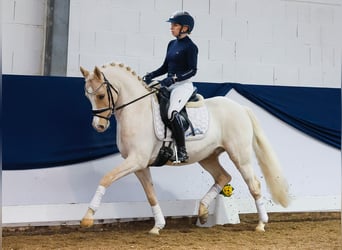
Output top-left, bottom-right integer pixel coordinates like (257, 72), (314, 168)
(93, 66), (102, 80)
(80, 66), (89, 78)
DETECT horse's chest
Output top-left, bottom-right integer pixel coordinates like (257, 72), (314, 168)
(116, 121), (147, 157)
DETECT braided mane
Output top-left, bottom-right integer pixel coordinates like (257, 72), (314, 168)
(100, 62), (153, 91)
(101, 62), (142, 82)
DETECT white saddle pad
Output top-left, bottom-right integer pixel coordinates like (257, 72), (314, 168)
(151, 96), (209, 141)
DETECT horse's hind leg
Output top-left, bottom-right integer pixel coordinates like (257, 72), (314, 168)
(198, 150), (232, 224)
(239, 162), (268, 231)
(134, 168), (165, 235)
(228, 145), (268, 231)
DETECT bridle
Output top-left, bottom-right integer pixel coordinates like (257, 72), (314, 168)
(85, 72), (158, 121)
(85, 73), (118, 121)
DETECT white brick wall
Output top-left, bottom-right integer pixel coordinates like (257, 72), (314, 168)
(3, 0), (46, 75)
(3, 0), (341, 87)
(67, 0), (341, 87)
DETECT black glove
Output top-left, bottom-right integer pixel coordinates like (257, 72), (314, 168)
(159, 77), (175, 87)
(142, 73), (154, 84)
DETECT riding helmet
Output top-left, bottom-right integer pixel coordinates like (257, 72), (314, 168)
(167, 11), (195, 34)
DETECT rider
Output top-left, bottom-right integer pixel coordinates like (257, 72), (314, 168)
(143, 11), (198, 163)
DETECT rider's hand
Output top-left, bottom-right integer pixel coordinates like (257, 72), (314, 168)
(159, 77), (175, 87)
(143, 73), (154, 84)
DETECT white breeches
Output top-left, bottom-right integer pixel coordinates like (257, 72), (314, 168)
(167, 80), (194, 119)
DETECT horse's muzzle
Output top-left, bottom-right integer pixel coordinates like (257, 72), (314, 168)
(92, 118), (110, 132)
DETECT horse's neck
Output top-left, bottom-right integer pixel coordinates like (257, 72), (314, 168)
(106, 68), (152, 121)
(107, 69), (149, 110)
(112, 74), (153, 155)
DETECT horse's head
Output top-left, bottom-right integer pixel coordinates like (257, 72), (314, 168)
(80, 62), (155, 132)
(80, 66), (118, 132)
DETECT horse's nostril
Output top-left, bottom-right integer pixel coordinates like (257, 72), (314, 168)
(98, 124), (105, 130)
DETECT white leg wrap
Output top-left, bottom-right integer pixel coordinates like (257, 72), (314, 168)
(151, 204), (165, 229)
(89, 185), (106, 212)
(255, 197), (269, 223)
(201, 183), (222, 208)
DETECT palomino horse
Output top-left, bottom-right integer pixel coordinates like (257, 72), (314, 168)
(79, 62), (289, 234)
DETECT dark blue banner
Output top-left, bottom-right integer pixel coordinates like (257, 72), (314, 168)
(3, 75), (118, 170)
(3, 75), (340, 170)
(195, 82), (341, 150)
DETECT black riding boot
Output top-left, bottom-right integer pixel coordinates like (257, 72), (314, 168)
(170, 111), (189, 163)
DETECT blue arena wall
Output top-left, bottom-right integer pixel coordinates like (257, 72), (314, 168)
(3, 75), (341, 170)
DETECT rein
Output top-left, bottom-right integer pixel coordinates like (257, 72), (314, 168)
(116, 90), (158, 111)
(88, 73), (158, 120)
(115, 81), (160, 111)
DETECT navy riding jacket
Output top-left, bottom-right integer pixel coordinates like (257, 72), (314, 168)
(151, 36), (198, 82)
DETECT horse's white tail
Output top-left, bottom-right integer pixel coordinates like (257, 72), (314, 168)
(245, 108), (290, 207)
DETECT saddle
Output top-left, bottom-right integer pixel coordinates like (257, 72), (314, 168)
(151, 86), (208, 166)
(157, 86), (198, 133)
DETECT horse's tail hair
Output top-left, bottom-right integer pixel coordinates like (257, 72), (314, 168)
(245, 107), (290, 207)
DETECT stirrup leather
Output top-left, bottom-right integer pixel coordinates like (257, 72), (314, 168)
(172, 145), (189, 164)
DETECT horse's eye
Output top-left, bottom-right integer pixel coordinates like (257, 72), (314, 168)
(97, 94), (105, 100)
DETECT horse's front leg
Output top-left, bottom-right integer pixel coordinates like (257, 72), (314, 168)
(80, 157), (144, 228)
(135, 168), (165, 235)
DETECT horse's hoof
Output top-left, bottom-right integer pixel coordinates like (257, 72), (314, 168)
(255, 221), (266, 232)
(198, 203), (209, 225)
(149, 226), (160, 235)
(80, 218), (94, 228)
(199, 214), (208, 224)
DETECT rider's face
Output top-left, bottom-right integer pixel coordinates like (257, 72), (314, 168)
(170, 23), (188, 37)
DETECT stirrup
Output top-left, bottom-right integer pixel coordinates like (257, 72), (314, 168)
(172, 146), (189, 164)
